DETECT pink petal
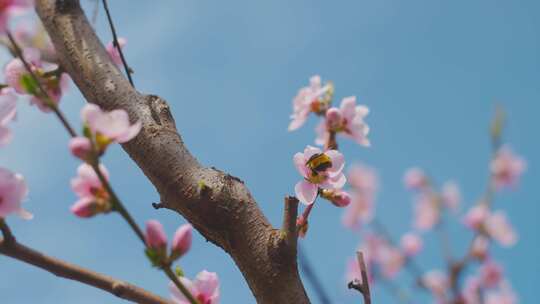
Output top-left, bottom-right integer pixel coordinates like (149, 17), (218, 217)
(293, 152), (309, 178)
(325, 149), (344, 176)
(340, 96), (357, 122)
(295, 180), (318, 205)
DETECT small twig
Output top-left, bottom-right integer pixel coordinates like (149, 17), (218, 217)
(0, 237), (171, 304)
(152, 202), (165, 210)
(90, 163), (145, 244)
(281, 196), (299, 248)
(101, 0), (135, 87)
(298, 244), (332, 304)
(348, 251), (371, 304)
(0, 219), (15, 244)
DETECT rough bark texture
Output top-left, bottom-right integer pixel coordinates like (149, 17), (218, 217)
(35, 1), (310, 303)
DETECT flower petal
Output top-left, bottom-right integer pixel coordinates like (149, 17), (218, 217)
(295, 180), (318, 205)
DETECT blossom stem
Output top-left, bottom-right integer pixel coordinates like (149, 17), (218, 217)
(0, 218), (15, 244)
(5, 31), (77, 138)
(101, 0), (135, 87)
(162, 266), (200, 304)
(90, 162), (145, 244)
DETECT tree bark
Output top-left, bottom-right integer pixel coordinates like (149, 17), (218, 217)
(35, 1), (310, 303)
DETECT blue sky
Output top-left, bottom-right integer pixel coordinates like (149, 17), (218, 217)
(1, 0), (539, 303)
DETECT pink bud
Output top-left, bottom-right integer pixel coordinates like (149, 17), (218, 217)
(400, 233), (423, 256)
(171, 224), (192, 259)
(404, 167), (427, 190)
(145, 220), (167, 249)
(69, 137), (92, 161)
(325, 107), (342, 131)
(322, 189), (351, 207)
(70, 197), (98, 218)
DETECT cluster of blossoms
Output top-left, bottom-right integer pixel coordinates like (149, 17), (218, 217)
(68, 103), (141, 217)
(343, 148), (524, 303)
(144, 220), (220, 304)
(0, 2), (37, 221)
(0, 4), (221, 303)
(289, 75), (371, 236)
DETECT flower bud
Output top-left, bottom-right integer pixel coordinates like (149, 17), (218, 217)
(70, 197), (100, 218)
(170, 224), (192, 261)
(145, 220), (168, 250)
(325, 107), (342, 131)
(320, 189), (351, 207)
(69, 137), (93, 161)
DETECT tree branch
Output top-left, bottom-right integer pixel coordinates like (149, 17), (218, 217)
(35, 1), (309, 302)
(0, 237), (171, 304)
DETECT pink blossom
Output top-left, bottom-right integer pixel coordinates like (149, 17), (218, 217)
(359, 234), (403, 279)
(106, 37), (127, 66)
(0, 0), (33, 33)
(13, 22), (56, 61)
(145, 220), (167, 250)
(470, 236), (489, 261)
(490, 146), (525, 190)
(81, 103), (142, 145)
(171, 224), (193, 260)
(170, 270), (220, 304)
(0, 89), (17, 147)
(485, 211), (517, 247)
(485, 282), (517, 304)
(288, 75), (333, 131)
(342, 164), (378, 228)
(441, 181), (460, 211)
(463, 276), (481, 304)
(4, 47), (69, 112)
(0, 167), (31, 219)
(69, 137), (92, 161)
(400, 232), (423, 256)
(70, 163), (111, 218)
(403, 167), (427, 190)
(377, 245), (404, 278)
(315, 96), (370, 147)
(422, 270), (448, 299)
(414, 194), (439, 230)
(70, 163), (109, 199)
(293, 146), (346, 205)
(480, 259), (503, 288)
(463, 204), (489, 230)
(5, 48), (41, 93)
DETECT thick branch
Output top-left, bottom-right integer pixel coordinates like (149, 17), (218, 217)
(35, 1), (309, 303)
(0, 238), (170, 304)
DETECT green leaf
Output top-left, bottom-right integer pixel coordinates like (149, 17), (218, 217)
(145, 248), (162, 268)
(20, 74), (40, 96)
